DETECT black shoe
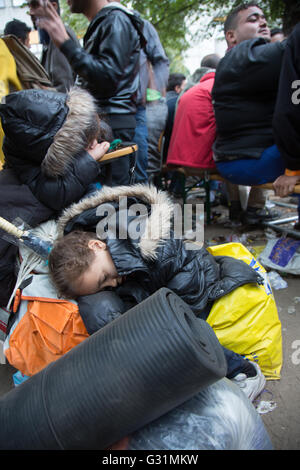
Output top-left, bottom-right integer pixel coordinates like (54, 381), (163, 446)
(294, 222), (300, 231)
(242, 206), (281, 225)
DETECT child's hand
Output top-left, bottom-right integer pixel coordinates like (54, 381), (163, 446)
(87, 140), (110, 161)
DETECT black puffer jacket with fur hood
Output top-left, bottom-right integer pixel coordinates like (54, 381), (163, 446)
(55, 185), (264, 331)
(0, 87), (104, 211)
(0, 87), (109, 307)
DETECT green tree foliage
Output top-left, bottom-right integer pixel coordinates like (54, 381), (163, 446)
(60, 0), (298, 42)
(130, 0), (205, 52)
(128, 1), (288, 44)
(59, 0), (299, 72)
(60, 0), (89, 38)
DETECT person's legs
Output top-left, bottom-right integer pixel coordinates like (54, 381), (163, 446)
(146, 100), (168, 182)
(224, 181), (240, 201)
(168, 173), (183, 197)
(217, 145), (285, 223)
(225, 181), (243, 221)
(110, 128), (135, 186)
(243, 186), (281, 223)
(247, 187), (266, 208)
(222, 347), (256, 379)
(222, 346), (266, 401)
(133, 106), (149, 184)
(216, 144), (285, 186)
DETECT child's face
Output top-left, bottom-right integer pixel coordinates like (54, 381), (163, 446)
(73, 240), (124, 296)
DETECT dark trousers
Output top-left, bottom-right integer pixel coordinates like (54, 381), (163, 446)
(222, 346), (251, 379)
(133, 106), (148, 184)
(110, 127), (135, 186)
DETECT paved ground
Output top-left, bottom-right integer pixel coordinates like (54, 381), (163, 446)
(0, 189), (299, 450)
(203, 194), (300, 450)
(261, 277), (300, 450)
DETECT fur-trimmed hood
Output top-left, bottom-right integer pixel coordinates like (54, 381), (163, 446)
(54, 184), (264, 317)
(42, 87), (99, 177)
(0, 87), (101, 177)
(57, 184), (174, 261)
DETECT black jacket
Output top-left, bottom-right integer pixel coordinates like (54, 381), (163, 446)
(212, 38), (285, 162)
(273, 22), (300, 170)
(60, 4), (145, 123)
(136, 16), (169, 105)
(0, 87), (106, 307)
(41, 25), (80, 93)
(0, 169), (54, 307)
(56, 185), (264, 333)
(0, 88), (103, 212)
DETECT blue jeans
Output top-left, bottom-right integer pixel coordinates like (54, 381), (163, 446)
(217, 145), (300, 216)
(133, 106), (149, 184)
(216, 144), (286, 186)
(169, 173), (183, 195)
(222, 347), (252, 379)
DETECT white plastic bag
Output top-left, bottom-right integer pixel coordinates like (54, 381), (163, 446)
(128, 378), (273, 450)
(259, 237), (300, 275)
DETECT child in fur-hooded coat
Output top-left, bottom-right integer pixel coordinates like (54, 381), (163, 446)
(49, 184), (267, 385)
(0, 87), (110, 306)
(53, 184), (263, 323)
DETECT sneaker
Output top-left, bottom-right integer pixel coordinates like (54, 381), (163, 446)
(231, 361), (266, 402)
(242, 206), (281, 225)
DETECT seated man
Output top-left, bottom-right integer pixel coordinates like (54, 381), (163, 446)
(165, 59), (249, 222)
(48, 185), (267, 401)
(212, 2), (287, 224)
(167, 68), (217, 171)
(0, 86), (110, 306)
(166, 67), (220, 202)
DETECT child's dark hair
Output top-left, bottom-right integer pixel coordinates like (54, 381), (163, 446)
(48, 230), (98, 298)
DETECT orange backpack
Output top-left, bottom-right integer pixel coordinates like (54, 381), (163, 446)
(4, 273), (89, 377)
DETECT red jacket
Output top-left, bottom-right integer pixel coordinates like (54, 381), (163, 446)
(166, 72), (216, 169)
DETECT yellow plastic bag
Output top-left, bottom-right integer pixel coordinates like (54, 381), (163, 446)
(207, 242), (282, 380)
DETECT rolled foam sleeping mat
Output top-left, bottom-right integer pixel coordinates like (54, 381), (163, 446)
(0, 288), (227, 450)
